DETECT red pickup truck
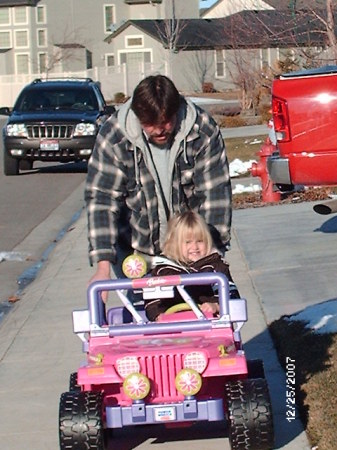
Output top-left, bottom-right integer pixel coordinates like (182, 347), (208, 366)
(267, 65), (337, 189)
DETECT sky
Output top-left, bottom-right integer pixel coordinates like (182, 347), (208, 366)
(200, 0), (217, 9)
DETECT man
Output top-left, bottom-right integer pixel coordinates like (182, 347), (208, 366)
(85, 75), (232, 294)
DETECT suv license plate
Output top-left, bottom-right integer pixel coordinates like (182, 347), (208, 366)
(154, 406), (176, 422)
(40, 140), (59, 151)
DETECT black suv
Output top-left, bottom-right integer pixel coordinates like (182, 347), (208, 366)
(2, 78), (115, 175)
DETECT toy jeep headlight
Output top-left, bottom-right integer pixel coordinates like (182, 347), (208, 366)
(116, 356), (140, 379)
(183, 351), (208, 374)
(123, 373), (150, 400)
(175, 369), (202, 396)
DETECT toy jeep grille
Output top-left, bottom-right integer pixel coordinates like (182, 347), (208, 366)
(140, 353), (184, 398)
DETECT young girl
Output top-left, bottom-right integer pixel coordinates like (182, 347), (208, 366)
(145, 210), (239, 321)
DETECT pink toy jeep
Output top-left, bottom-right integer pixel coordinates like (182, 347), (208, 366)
(59, 272), (274, 450)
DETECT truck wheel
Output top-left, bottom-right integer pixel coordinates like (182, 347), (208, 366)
(69, 372), (81, 392)
(4, 152), (19, 176)
(59, 391), (106, 450)
(225, 379), (274, 450)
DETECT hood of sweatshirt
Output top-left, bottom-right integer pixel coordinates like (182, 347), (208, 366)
(117, 96), (197, 160)
(117, 96), (198, 229)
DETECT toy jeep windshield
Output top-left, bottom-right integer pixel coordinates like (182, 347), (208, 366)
(59, 272), (274, 450)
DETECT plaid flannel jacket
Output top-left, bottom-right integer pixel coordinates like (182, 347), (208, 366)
(85, 104), (232, 265)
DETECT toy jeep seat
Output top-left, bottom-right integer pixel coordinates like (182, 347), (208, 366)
(107, 306), (147, 325)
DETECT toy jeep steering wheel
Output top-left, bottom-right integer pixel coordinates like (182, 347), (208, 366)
(164, 303), (193, 314)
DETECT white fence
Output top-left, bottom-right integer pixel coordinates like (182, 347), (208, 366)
(0, 62), (169, 107)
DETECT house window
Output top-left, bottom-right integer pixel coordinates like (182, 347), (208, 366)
(126, 35), (143, 48)
(119, 51), (151, 66)
(104, 4), (115, 33)
(260, 48), (270, 69)
(0, 31), (11, 48)
(38, 52), (48, 73)
(0, 8), (10, 26)
(36, 5), (46, 24)
(15, 30), (28, 48)
(16, 53), (29, 74)
(14, 6), (28, 25)
(37, 29), (47, 47)
(106, 54), (114, 66)
(215, 50), (225, 78)
(86, 50), (93, 69)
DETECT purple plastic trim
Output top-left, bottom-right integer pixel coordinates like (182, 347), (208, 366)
(87, 273), (230, 327)
(105, 398), (225, 428)
(108, 319), (212, 337)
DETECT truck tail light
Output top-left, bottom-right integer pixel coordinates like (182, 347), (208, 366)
(272, 96), (291, 142)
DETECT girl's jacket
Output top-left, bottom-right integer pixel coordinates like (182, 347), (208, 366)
(145, 252), (239, 321)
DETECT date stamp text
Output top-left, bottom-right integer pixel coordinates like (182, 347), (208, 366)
(285, 357), (296, 422)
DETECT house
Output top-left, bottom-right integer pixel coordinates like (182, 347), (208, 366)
(0, 0), (199, 76)
(105, 8), (335, 93)
(0, 0), (335, 105)
(201, 0), (328, 18)
(0, 0), (202, 103)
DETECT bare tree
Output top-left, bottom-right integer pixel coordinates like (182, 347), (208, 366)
(38, 25), (88, 77)
(216, 2), (337, 112)
(154, 1), (187, 78)
(307, 0), (337, 62)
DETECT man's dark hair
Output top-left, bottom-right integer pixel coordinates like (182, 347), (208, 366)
(131, 75), (181, 125)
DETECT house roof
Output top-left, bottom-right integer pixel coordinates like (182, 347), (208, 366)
(107, 9), (333, 50)
(263, 0), (327, 9)
(55, 43), (85, 49)
(201, 0), (328, 17)
(0, 0), (40, 6)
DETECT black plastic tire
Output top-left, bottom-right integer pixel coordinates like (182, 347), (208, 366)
(69, 372), (81, 392)
(4, 152), (19, 176)
(247, 359), (265, 379)
(59, 391), (105, 450)
(225, 379), (274, 450)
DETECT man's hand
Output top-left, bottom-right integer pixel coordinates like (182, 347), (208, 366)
(88, 261), (111, 303)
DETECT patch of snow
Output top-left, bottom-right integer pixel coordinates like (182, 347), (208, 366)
(233, 183), (261, 195)
(0, 251), (30, 262)
(287, 299), (337, 334)
(229, 158), (256, 178)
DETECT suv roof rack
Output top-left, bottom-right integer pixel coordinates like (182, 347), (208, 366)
(32, 77), (94, 84)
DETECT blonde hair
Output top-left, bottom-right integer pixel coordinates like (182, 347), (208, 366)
(162, 210), (213, 263)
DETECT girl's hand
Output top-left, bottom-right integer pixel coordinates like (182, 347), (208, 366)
(200, 302), (219, 314)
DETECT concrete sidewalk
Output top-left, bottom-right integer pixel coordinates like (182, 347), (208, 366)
(1, 193), (332, 449)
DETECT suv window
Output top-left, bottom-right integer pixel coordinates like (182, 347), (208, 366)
(15, 86), (99, 112)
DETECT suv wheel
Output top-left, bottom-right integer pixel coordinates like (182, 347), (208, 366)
(225, 379), (274, 450)
(20, 160), (33, 171)
(4, 152), (19, 176)
(59, 391), (105, 450)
